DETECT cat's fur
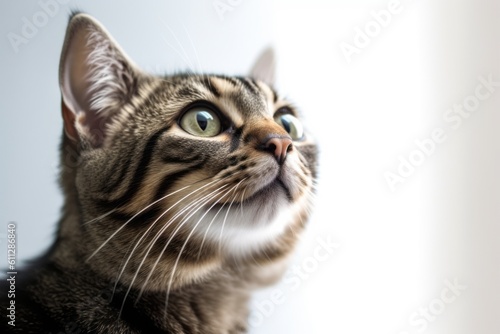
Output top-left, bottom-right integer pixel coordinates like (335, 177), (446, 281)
(1, 13), (317, 333)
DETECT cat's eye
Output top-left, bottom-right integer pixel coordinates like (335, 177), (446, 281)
(180, 107), (222, 137)
(274, 114), (304, 140)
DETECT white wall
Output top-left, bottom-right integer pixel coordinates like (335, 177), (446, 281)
(1, 1), (499, 333)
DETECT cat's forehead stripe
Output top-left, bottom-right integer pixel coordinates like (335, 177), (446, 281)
(208, 76), (275, 119)
(198, 76), (222, 98)
(254, 80), (279, 106)
(212, 75), (240, 87)
(230, 77), (273, 118)
(209, 76), (261, 99)
(235, 77), (261, 98)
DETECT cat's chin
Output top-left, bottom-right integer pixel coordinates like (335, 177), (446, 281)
(216, 195), (307, 256)
(187, 177), (309, 257)
(242, 177), (292, 207)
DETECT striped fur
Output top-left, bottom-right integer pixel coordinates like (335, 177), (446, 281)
(1, 14), (318, 333)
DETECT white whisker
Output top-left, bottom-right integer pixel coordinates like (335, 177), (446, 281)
(112, 177), (224, 292)
(162, 185), (235, 318)
(116, 178), (228, 315)
(161, 21), (197, 73)
(136, 183), (230, 304)
(182, 23), (204, 73)
(86, 185), (191, 262)
(82, 208), (117, 225)
(217, 178), (246, 254)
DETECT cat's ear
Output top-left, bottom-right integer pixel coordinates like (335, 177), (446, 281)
(59, 13), (139, 147)
(249, 47), (276, 86)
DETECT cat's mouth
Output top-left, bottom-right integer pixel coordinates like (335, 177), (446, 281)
(240, 175), (293, 207)
(208, 172), (292, 212)
(209, 154), (300, 209)
(269, 178), (293, 201)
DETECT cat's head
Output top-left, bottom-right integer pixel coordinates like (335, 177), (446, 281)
(58, 14), (317, 291)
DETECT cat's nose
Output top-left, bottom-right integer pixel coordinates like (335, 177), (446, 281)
(264, 136), (293, 164)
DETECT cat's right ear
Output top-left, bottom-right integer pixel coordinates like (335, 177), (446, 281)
(59, 13), (139, 147)
(250, 47), (276, 86)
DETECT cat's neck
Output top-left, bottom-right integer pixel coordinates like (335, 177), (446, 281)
(31, 247), (251, 333)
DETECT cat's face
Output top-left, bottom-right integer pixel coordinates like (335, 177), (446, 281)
(60, 14), (317, 291)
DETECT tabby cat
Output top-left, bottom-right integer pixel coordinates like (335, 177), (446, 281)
(1, 13), (317, 333)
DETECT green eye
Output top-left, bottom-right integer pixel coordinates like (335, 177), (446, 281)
(274, 114), (304, 140)
(180, 108), (221, 137)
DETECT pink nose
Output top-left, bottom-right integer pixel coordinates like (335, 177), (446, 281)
(265, 137), (293, 164)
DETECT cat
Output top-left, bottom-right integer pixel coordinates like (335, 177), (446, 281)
(1, 13), (318, 333)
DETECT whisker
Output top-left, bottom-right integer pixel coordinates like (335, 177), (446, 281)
(87, 185), (191, 262)
(161, 21), (197, 73)
(160, 36), (195, 74)
(115, 178), (229, 315)
(162, 186), (235, 320)
(217, 178), (246, 254)
(196, 190), (233, 262)
(112, 177), (224, 291)
(238, 187), (247, 218)
(182, 23), (204, 73)
(136, 183), (230, 304)
(82, 208), (117, 226)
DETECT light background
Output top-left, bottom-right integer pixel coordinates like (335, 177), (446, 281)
(1, 0), (499, 333)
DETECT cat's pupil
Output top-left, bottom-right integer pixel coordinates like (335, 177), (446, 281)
(196, 111), (211, 131)
(281, 116), (292, 134)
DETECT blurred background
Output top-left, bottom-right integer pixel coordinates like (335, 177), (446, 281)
(1, 0), (499, 333)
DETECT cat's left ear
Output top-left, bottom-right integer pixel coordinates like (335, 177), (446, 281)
(249, 47), (276, 86)
(59, 13), (140, 147)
